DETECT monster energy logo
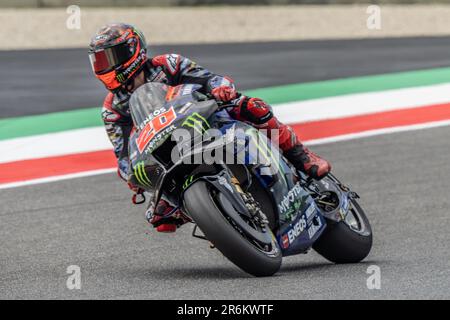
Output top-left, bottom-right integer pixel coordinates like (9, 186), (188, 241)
(116, 73), (125, 83)
(182, 112), (210, 134)
(183, 175), (194, 189)
(245, 128), (287, 186)
(134, 161), (152, 187)
(116, 50), (146, 83)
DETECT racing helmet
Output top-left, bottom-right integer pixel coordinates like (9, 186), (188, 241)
(89, 23), (148, 92)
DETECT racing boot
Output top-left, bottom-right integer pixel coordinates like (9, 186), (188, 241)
(262, 112), (331, 180)
(146, 199), (189, 233)
(284, 143), (331, 180)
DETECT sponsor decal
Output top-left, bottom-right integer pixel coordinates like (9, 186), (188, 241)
(148, 66), (167, 83)
(285, 216), (307, 246)
(137, 106), (177, 153)
(116, 49), (146, 83)
(116, 73), (126, 83)
(134, 161), (152, 187)
(178, 102), (193, 115)
(144, 124), (176, 155)
(245, 128), (287, 185)
(183, 175), (194, 190)
(118, 31), (130, 42)
(308, 217), (323, 239)
(94, 34), (109, 42)
(140, 107), (168, 130)
(278, 182), (302, 215)
(152, 70), (167, 83)
(166, 54), (179, 75)
(182, 112), (210, 135)
(101, 107), (120, 122)
(282, 234), (290, 249)
(305, 203), (316, 219)
(181, 84), (195, 96)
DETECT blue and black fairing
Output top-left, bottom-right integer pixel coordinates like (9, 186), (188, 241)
(209, 111), (327, 256)
(127, 82), (327, 256)
(127, 83), (218, 205)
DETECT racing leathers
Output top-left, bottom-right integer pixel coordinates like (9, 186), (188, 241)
(102, 54), (331, 232)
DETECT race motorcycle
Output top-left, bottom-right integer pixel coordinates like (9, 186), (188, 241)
(127, 82), (373, 277)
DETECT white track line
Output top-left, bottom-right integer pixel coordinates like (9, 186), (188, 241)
(0, 127), (111, 164)
(1, 119), (449, 190)
(2, 83), (450, 164)
(304, 119), (450, 146)
(273, 83), (450, 124)
(0, 168), (116, 190)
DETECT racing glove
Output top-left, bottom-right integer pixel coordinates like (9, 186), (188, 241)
(210, 76), (237, 102)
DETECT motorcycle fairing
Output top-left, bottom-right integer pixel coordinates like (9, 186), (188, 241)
(129, 83), (217, 157)
(127, 83), (327, 256)
(128, 83), (219, 199)
(183, 168), (274, 247)
(211, 113), (327, 256)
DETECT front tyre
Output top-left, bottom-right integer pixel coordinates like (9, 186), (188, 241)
(184, 181), (282, 277)
(313, 199), (372, 263)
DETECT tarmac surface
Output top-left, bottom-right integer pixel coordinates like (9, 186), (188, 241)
(3, 37), (450, 118)
(0, 37), (449, 299)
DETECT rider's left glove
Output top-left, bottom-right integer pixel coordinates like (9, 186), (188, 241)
(211, 76), (237, 102)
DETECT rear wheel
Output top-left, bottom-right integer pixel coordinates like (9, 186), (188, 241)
(184, 181), (282, 277)
(313, 199), (372, 263)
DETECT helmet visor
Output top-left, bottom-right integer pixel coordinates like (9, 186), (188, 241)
(89, 41), (135, 74)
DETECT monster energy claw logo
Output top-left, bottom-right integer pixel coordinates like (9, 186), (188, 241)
(183, 175), (194, 189)
(116, 73), (125, 83)
(116, 50), (146, 83)
(134, 161), (152, 187)
(182, 112), (210, 134)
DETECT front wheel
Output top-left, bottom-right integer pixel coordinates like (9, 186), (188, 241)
(184, 181), (282, 277)
(313, 199), (372, 263)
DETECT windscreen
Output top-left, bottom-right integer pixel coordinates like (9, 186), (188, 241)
(129, 83), (168, 128)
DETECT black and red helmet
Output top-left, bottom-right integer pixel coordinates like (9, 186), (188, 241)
(89, 23), (148, 92)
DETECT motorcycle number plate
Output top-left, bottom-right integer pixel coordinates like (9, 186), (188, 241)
(136, 106), (177, 153)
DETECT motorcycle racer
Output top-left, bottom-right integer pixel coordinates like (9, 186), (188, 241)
(89, 23), (331, 233)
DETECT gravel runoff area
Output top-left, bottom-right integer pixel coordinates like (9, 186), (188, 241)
(3, 4), (450, 50)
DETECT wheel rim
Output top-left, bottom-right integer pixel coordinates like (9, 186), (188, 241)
(344, 200), (371, 236)
(210, 188), (280, 257)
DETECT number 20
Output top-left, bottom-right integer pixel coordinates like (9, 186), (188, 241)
(136, 107), (177, 153)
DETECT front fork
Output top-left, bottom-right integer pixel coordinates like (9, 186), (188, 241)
(182, 166), (273, 245)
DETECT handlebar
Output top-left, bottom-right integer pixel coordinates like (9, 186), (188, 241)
(205, 92), (242, 111)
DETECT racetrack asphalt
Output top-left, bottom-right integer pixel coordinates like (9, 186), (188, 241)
(4, 36), (450, 118)
(0, 37), (449, 299)
(1, 126), (449, 299)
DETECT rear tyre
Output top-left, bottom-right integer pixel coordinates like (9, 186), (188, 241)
(313, 200), (372, 263)
(184, 181), (282, 277)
